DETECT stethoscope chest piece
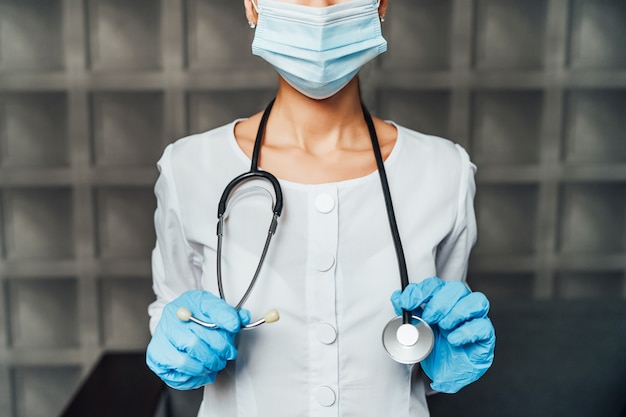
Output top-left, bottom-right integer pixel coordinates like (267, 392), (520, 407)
(382, 316), (434, 364)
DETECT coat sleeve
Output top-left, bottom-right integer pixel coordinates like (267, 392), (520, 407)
(147, 144), (204, 334)
(435, 144), (478, 283)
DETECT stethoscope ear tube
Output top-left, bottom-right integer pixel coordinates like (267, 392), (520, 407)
(177, 306), (280, 329)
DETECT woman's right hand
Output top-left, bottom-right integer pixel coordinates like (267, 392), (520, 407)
(146, 290), (251, 390)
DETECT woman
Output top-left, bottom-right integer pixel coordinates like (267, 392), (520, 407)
(146, 0), (495, 416)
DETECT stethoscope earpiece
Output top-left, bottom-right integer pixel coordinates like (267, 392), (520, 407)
(177, 306), (280, 330)
(382, 315), (434, 364)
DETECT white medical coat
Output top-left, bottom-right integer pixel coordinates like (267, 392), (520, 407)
(148, 120), (477, 417)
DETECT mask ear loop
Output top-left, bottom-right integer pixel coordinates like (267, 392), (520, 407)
(373, 0), (385, 22)
(248, 0), (260, 28)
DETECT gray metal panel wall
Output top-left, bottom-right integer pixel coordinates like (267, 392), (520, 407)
(0, 1), (624, 416)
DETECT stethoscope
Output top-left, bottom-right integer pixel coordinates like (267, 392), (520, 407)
(177, 99), (434, 364)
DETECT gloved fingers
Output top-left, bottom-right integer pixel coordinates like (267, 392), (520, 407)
(429, 366), (486, 394)
(390, 290), (403, 316)
(390, 277), (444, 315)
(198, 294), (244, 332)
(437, 292), (490, 331)
(162, 373), (217, 390)
(447, 317), (495, 347)
(183, 373), (218, 389)
(147, 330), (212, 377)
(145, 291), (247, 390)
(180, 290), (244, 333)
(421, 281), (470, 325)
(238, 308), (252, 327)
(188, 326), (238, 362)
(166, 292), (251, 331)
(160, 315), (237, 364)
(146, 349), (217, 390)
(146, 351), (197, 384)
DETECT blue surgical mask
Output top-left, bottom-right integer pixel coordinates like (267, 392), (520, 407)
(251, 0), (387, 100)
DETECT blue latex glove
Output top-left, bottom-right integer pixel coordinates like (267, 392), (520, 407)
(146, 290), (250, 390)
(391, 277), (495, 393)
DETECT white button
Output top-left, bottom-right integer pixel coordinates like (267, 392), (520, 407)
(315, 386), (336, 407)
(316, 253), (335, 272)
(316, 323), (337, 344)
(315, 193), (335, 213)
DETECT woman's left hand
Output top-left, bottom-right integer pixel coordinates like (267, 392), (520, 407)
(390, 277), (495, 393)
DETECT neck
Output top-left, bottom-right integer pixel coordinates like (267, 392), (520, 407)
(266, 77), (368, 154)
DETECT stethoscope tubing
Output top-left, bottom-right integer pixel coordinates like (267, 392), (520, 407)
(361, 104), (413, 325)
(177, 98), (433, 364)
(216, 213), (278, 310)
(215, 98), (282, 316)
(217, 170), (283, 218)
(199, 99), (414, 329)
